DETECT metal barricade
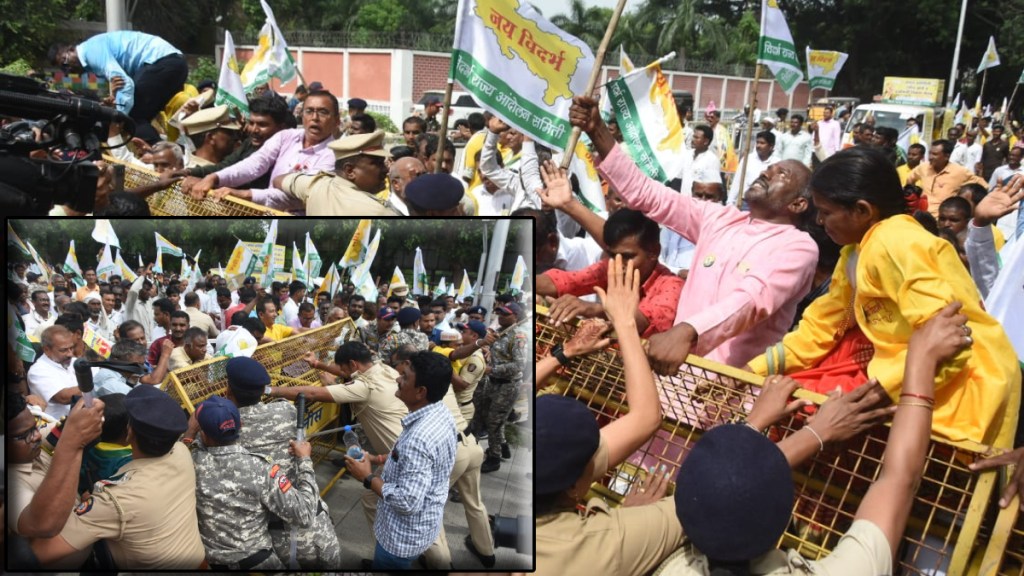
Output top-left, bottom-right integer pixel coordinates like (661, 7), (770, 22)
(102, 155), (291, 217)
(536, 306), (1007, 575)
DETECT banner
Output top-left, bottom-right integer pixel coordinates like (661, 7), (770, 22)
(83, 323), (113, 358)
(239, 0), (298, 92)
(977, 35), (1000, 73)
(805, 48), (848, 91)
(606, 58), (687, 182)
(26, 241), (51, 283)
(155, 232), (183, 257)
(97, 244), (117, 282)
(304, 232), (322, 280)
(340, 219), (372, 268)
(64, 240), (85, 288)
(92, 219), (121, 249)
(226, 239), (254, 278)
(388, 266), (407, 297)
(114, 251), (137, 282)
(599, 45), (636, 119)
(450, 0), (595, 151)
(567, 139), (607, 213)
(758, 0), (803, 94)
(413, 247), (428, 295)
(216, 31), (249, 116)
(509, 254), (527, 294)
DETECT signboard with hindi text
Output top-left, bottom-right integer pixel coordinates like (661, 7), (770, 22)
(880, 77), (945, 107)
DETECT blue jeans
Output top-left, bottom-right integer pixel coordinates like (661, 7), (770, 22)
(373, 541), (416, 569)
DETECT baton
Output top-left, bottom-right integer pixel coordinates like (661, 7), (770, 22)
(74, 358), (95, 408)
(289, 393), (306, 569)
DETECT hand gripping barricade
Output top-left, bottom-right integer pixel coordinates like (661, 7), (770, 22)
(163, 319), (360, 469)
(102, 154), (292, 217)
(536, 305), (1019, 576)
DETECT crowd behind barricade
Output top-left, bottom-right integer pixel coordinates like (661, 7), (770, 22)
(532, 95), (1024, 575)
(5, 251), (533, 571)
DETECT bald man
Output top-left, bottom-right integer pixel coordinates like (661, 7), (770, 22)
(388, 157), (426, 216)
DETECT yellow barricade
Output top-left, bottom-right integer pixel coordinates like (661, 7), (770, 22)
(102, 155), (291, 217)
(536, 306), (1005, 575)
(164, 319), (360, 462)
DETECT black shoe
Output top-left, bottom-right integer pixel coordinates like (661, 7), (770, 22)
(450, 488), (462, 503)
(507, 410), (519, 423)
(501, 443), (512, 460)
(477, 429), (488, 439)
(360, 558), (374, 570)
(465, 534), (496, 568)
(481, 456), (501, 473)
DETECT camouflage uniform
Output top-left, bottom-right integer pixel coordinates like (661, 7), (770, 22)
(359, 322), (391, 360)
(379, 328), (430, 364)
(192, 444), (319, 569)
(472, 325), (528, 460)
(237, 400), (342, 568)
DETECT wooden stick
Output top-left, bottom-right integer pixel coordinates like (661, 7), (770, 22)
(735, 64), (764, 208)
(434, 81), (455, 173)
(559, 0), (629, 170)
(978, 68), (988, 120)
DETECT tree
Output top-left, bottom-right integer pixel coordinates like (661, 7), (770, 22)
(0, 0), (68, 65)
(354, 0), (407, 33)
(550, 0), (613, 50)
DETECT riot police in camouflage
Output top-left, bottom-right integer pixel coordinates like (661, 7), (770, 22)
(474, 303), (527, 473)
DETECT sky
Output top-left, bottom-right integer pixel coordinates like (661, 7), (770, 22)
(543, 0), (624, 19)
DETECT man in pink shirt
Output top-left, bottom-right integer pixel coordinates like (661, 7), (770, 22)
(186, 90), (340, 212)
(815, 105), (842, 159)
(568, 96), (818, 373)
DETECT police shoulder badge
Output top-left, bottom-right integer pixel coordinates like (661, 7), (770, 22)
(75, 497), (94, 515)
(278, 474), (292, 493)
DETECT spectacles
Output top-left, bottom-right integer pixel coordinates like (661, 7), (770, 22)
(302, 107), (333, 118)
(10, 425), (41, 445)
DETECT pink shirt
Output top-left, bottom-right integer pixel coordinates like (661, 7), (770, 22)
(597, 144), (818, 367)
(215, 128), (336, 212)
(816, 118), (842, 158)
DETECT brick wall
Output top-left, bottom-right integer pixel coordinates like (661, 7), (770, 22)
(412, 54), (452, 102)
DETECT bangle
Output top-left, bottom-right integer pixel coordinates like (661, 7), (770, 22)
(898, 402), (934, 410)
(803, 425), (825, 452)
(899, 392), (934, 404)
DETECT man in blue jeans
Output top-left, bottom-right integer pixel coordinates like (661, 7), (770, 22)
(49, 31), (188, 144)
(345, 351), (458, 569)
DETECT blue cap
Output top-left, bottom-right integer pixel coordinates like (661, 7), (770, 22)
(467, 306), (487, 316)
(226, 356), (271, 392)
(347, 98), (367, 110)
(464, 320), (488, 338)
(675, 424), (794, 562)
(124, 384), (188, 440)
(196, 395), (241, 442)
(378, 308), (397, 321)
(308, 81), (324, 91)
(244, 276), (257, 284)
(536, 395), (600, 496)
(497, 302), (522, 317)
(396, 306), (421, 327)
(404, 174), (464, 213)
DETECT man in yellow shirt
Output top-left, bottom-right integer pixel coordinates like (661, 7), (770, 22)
(906, 139), (987, 216)
(896, 143), (925, 187)
(256, 297), (311, 342)
(461, 112), (509, 190)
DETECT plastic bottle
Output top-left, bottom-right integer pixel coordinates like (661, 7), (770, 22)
(343, 425), (363, 460)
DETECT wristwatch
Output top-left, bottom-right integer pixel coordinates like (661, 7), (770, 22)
(264, 385), (273, 397)
(363, 473), (377, 489)
(551, 344), (571, 366)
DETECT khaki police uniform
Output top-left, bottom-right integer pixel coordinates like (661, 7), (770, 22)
(457, 349), (487, 424)
(652, 520), (892, 576)
(58, 443), (207, 570)
(422, 388), (495, 568)
(537, 437), (685, 576)
(182, 104), (241, 170)
(325, 361), (407, 529)
(8, 459), (47, 536)
(281, 172), (399, 216)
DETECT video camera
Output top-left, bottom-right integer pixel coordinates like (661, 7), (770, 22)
(0, 72), (135, 215)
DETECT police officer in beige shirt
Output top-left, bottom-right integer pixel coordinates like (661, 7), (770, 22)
(274, 129), (400, 216)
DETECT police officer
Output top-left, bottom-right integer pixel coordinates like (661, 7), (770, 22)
(360, 307), (397, 360)
(475, 302), (527, 473)
(274, 130), (400, 216)
(380, 307), (431, 363)
(404, 173), (467, 216)
(192, 395), (319, 570)
(454, 320), (489, 426)
(211, 357), (341, 568)
(31, 385), (207, 569)
(389, 281), (417, 308)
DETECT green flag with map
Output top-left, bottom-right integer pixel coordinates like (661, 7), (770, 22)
(758, 0), (803, 94)
(450, 0), (595, 151)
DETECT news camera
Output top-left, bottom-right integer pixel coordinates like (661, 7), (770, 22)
(0, 72), (135, 215)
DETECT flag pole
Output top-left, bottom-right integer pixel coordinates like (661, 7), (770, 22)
(560, 0), (629, 170)
(1008, 82), (1021, 120)
(433, 82), (455, 173)
(978, 68), (988, 118)
(735, 64), (764, 208)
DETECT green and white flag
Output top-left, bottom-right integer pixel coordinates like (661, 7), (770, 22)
(413, 247), (428, 296)
(509, 254), (527, 294)
(758, 0), (803, 94)
(351, 228), (382, 286)
(240, 0), (298, 92)
(216, 31), (249, 116)
(606, 58), (687, 182)
(292, 242), (307, 285)
(260, 219), (279, 288)
(450, 0), (595, 151)
(155, 232), (184, 257)
(805, 47), (848, 91)
(977, 35), (1000, 73)
(600, 45), (636, 120)
(304, 232), (322, 280)
(9, 303), (36, 361)
(64, 240), (85, 288)
(97, 244), (117, 282)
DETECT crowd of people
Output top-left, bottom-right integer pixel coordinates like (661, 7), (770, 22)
(6, 250), (531, 570)
(533, 95), (1024, 574)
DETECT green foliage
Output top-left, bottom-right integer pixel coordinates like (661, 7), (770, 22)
(188, 56), (219, 87)
(0, 0), (67, 66)
(367, 111), (398, 133)
(0, 59), (34, 77)
(354, 0), (406, 33)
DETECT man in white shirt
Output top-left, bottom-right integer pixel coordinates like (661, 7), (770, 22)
(184, 292), (220, 339)
(729, 131), (779, 206)
(777, 114), (813, 167)
(963, 129), (983, 175)
(102, 291), (124, 331)
(815, 105), (842, 158)
(124, 270), (156, 342)
(27, 325), (81, 420)
(689, 125), (723, 188)
(282, 280), (307, 325)
(22, 289), (56, 339)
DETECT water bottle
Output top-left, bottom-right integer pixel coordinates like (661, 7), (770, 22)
(343, 425), (363, 460)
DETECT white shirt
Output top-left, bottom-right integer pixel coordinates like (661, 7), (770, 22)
(690, 149), (722, 184)
(472, 184), (515, 216)
(554, 233), (603, 273)
(660, 228), (696, 274)
(965, 143), (983, 172)
(27, 354), (79, 420)
(729, 151), (779, 205)
(950, 141), (970, 167)
(22, 310), (56, 339)
(778, 130), (813, 167)
(283, 298), (300, 325)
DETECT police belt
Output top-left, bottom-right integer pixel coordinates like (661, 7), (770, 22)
(209, 548), (273, 570)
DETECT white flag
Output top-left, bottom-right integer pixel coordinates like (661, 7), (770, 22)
(435, 277), (447, 296)
(216, 31), (249, 116)
(240, 0), (298, 92)
(115, 251), (137, 282)
(388, 266), (407, 297)
(91, 219), (121, 249)
(451, 0), (595, 151)
(340, 220), (372, 268)
(758, 0), (803, 94)
(599, 45), (637, 119)
(985, 235), (1024, 361)
(805, 48), (848, 91)
(413, 247), (428, 295)
(509, 254), (527, 294)
(457, 270), (473, 301)
(351, 228), (382, 285)
(606, 57), (688, 182)
(977, 36), (1000, 73)
(304, 232), (322, 280)
(291, 241), (307, 285)
(64, 241), (85, 288)
(155, 232), (184, 257)
(97, 245), (117, 282)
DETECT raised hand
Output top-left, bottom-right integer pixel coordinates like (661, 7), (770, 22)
(593, 254), (639, 328)
(805, 380), (897, 444)
(537, 160), (573, 209)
